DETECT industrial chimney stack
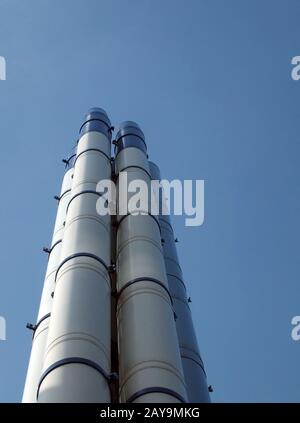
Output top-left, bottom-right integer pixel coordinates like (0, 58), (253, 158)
(23, 108), (210, 403)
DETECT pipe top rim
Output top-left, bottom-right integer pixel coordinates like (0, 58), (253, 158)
(118, 121), (141, 130)
(81, 107), (111, 129)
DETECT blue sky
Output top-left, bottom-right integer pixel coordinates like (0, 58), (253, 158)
(0, 0), (299, 402)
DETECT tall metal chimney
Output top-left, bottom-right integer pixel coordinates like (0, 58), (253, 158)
(23, 109), (210, 403)
(114, 122), (187, 403)
(148, 161), (211, 403)
(22, 162), (74, 402)
(37, 108), (113, 402)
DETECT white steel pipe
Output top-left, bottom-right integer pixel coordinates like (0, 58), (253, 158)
(148, 161), (211, 403)
(115, 122), (187, 403)
(22, 163), (74, 403)
(37, 108), (113, 403)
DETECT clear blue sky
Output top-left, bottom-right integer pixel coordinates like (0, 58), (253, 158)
(0, 0), (299, 402)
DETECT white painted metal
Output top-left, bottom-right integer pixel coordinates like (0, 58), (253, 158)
(22, 167), (73, 403)
(149, 161), (210, 403)
(115, 124), (187, 403)
(37, 112), (112, 402)
(115, 147), (149, 177)
(23, 111), (211, 404)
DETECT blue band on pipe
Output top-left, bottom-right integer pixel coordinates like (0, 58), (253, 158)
(37, 357), (110, 400)
(116, 164), (151, 179)
(116, 122), (145, 144)
(115, 121), (146, 155)
(126, 387), (186, 403)
(166, 273), (187, 290)
(55, 252), (109, 282)
(64, 154), (76, 169)
(32, 313), (51, 336)
(79, 120), (112, 139)
(66, 190), (103, 213)
(56, 188), (71, 202)
(74, 147), (111, 166)
(48, 239), (62, 254)
(117, 277), (173, 305)
(114, 135), (147, 157)
(181, 354), (207, 376)
(117, 213), (161, 235)
(159, 217), (174, 232)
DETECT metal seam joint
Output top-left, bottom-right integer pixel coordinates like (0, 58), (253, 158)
(55, 252), (109, 282)
(66, 190), (103, 213)
(117, 212), (161, 235)
(42, 239), (62, 255)
(126, 387), (186, 403)
(54, 189), (71, 202)
(74, 148), (111, 166)
(117, 277), (173, 305)
(36, 357), (111, 400)
(28, 313), (51, 337)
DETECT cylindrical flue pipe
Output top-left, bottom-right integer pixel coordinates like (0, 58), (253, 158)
(148, 161), (210, 403)
(115, 122), (187, 403)
(37, 108), (113, 403)
(22, 160), (74, 403)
